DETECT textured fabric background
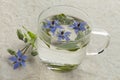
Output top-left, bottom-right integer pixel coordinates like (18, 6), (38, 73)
(0, 0), (120, 80)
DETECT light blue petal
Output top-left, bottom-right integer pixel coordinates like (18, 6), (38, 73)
(21, 55), (27, 61)
(54, 20), (59, 24)
(44, 25), (50, 29)
(9, 56), (17, 62)
(80, 27), (85, 31)
(65, 36), (70, 41)
(46, 20), (51, 25)
(57, 25), (63, 29)
(58, 36), (62, 41)
(51, 27), (56, 34)
(80, 22), (86, 27)
(75, 29), (79, 34)
(21, 61), (26, 67)
(69, 25), (75, 28)
(17, 50), (22, 57)
(73, 21), (79, 26)
(65, 32), (71, 36)
(14, 62), (20, 69)
(79, 22), (86, 31)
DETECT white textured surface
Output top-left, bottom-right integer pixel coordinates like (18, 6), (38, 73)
(0, 0), (120, 80)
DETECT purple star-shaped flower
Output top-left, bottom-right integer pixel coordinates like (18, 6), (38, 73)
(69, 21), (86, 34)
(44, 20), (63, 34)
(57, 31), (71, 41)
(9, 50), (27, 69)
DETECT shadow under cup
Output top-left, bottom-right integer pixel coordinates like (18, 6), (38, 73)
(37, 5), (93, 72)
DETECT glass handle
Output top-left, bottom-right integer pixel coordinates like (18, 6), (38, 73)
(86, 28), (110, 55)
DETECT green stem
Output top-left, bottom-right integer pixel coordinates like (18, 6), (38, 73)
(21, 45), (28, 51)
(22, 44), (31, 55)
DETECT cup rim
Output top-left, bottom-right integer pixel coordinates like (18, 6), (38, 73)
(38, 5), (92, 44)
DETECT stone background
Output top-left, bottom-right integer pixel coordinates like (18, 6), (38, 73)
(0, 0), (120, 80)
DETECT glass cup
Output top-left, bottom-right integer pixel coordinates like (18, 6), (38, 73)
(37, 5), (110, 72)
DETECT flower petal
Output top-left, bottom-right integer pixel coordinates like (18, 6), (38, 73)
(17, 50), (22, 57)
(80, 22), (86, 31)
(75, 29), (79, 34)
(9, 56), (17, 62)
(21, 55), (27, 61)
(51, 27), (56, 34)
(57, 25), (63, 29)
(58, 36), (62, 41)
(80, 26), (85, 31)
(80, 22), (86, 27)
(69, 25), (75, 28)
(21, 61), (26, 67)
(14, 62), (20, 69)
(44, 25), (50, 29)
(54, 20), (59, 24)
(65, 36), (70, 41)
(46, 20), (51, 25)
(73, 21), (79, 26)
(65, 32), (71, 36)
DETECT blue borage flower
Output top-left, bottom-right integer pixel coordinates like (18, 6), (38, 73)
(57, 31), (71, 41)
(43, 20), (63, 34)
(69, 21), (86, 34)
(9, 50), (27, 69)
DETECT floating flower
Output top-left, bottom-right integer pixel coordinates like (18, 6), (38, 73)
(9, 50), (27, 69)
(69, 21), (86, 34)
(57, 31), (71, 41)
(43, 20), (63, 34)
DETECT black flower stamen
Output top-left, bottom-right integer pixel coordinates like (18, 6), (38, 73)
(52, 21), (55, 25)
(50, 21), (55, 28)
(18, 58), (21, 61)
(77, 23), (80, 27)
(61, 31), (64, 35)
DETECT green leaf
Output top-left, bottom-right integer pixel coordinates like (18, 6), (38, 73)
(22, 26), (37, 40)
(75, 32), (84, 40)
(24, 38), (28, 43)
(22, 26), (37, 47)
(23, 33), (30, 43)
(30, 39), (36, 47)
(65, 19), (74, 25)
(60, 13), (66, 17)
(52, 13), (74, 25)
(27, 31), (37, 40)
(47, 63), (78, 72)
(26, 30), (37, 47)
(31, 50), (38, 56)
(56, 42), (80, 51)
(42, 22), (46, 26)
(85, 26), (91, 35)
(7, 49), (16, 55)
(75, 32), (90, 48)
(59, 13), (66, 20)
(52, 13), (66, 24)
(17, 29), (24, 40)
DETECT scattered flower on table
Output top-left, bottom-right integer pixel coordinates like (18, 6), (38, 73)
(69, 21), (86, 34)
(9, 50), (27, 69)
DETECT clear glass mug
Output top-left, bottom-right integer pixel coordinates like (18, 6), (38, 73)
(37, 5), (110, 72)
